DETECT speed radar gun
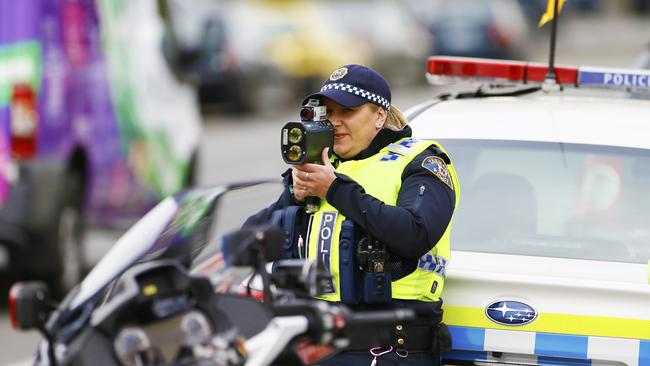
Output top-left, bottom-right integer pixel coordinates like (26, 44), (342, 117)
(280, 99), (334, 213)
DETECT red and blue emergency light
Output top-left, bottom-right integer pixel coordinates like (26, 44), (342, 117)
(427, 56), (650, 92)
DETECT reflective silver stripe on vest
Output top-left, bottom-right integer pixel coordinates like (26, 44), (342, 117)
(318, 211), (338, 293)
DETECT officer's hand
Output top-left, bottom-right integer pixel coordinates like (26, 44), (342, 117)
(292, 148), (336, 200)
(291, 168), (308, 202)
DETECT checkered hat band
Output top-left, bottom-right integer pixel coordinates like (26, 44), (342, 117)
(321, 83), (391, 109)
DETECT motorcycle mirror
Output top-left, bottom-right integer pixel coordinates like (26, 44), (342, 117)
(223, 224), (286, 267)
(311, 260), (335, 297)
(9, 281), (52, 331)
(271, 259), (334, 298)
(271, 259), (311, 294)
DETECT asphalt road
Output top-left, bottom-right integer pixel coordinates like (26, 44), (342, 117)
(1, 9), (649, 365)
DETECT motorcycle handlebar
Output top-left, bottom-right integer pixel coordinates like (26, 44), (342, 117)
(346, 308), (416, 326)
(272, 301), (430, 327)
(271, 300), (435, 345)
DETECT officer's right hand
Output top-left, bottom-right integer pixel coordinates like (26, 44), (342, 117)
(291, 168), (309, 202)
(292, 148), (336, 202)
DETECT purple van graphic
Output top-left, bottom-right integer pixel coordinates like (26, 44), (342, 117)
(0, 0), (202, 294)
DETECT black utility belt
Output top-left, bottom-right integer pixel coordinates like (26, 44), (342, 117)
(344, 300), (449, 353)
(351, 299), (444, 324)
(346, 323), (451, 354)
(396, 325), (436, 350)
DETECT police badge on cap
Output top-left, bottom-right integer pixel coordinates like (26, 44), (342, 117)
(303, 64), (392, 109)
(329, 67), (348, 81)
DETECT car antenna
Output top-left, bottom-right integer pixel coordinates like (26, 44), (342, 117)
(540, 0), (565, 92)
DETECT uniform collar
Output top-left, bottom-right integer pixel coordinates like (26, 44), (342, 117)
(335, 126), (413, 163)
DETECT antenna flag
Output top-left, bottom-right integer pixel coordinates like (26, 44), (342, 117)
(539, 0), (565, 27)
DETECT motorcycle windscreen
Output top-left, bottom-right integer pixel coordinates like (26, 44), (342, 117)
(189, 181), (284, 337)
(70, 181), (282, 310)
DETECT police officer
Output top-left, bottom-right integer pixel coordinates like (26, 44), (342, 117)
(247, 64), (459, 365)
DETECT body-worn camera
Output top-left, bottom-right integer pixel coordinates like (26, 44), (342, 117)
(280, 99), (333, 165)
(357, 236), (392, 303)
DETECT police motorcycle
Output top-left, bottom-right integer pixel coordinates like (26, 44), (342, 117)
(9, 180), (423, 366)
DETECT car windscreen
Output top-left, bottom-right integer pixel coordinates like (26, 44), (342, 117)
(440, 139), (650, 264)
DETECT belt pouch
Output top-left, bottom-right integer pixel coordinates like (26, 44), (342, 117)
(270, 205), (304, 259)
(362, 271), (391, 303)
(431, 322), (452, 355)
(339, 220), (361, 304)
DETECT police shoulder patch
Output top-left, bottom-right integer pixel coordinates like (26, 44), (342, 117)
(330, 67), (348, 81)
(422, 156), (454, 190)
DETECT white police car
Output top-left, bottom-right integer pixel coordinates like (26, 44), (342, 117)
(407, 57), (650, 366)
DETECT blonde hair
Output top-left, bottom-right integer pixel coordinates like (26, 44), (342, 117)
(367, 103), (409, 130)
(385, 105), (409, 130)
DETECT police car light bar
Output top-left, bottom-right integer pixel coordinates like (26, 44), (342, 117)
(427, 57), (527, 82)
(427, 56), (650, 92)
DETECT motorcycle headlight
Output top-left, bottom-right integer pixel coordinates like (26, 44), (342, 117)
(181, 311), (213, 346)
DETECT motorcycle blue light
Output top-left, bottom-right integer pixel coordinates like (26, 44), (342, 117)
(114, 327), (156, 366)
(181, 311), (213, 346)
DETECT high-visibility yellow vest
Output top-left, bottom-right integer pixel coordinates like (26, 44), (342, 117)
(307, 137), (460, 302)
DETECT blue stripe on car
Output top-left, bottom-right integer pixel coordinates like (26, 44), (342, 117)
(535, 333), (588, 359)
(445, 326), (650, 366)
(448, 326), (485, 351)
(640, 340), (650, 366)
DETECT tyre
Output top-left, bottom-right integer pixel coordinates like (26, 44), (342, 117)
(45, 172), (86, 297)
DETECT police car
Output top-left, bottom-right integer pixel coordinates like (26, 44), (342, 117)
(406, 57), (650, 366)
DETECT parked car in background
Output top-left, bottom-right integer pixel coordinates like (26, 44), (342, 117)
(190, 15), (251, 111)
(407, 0), (530, 60)
(224, 0), (370, 112)
(175, 0), (432, 112)
(318, 0), (433, 87)
(172, 0), (370, 112)
(0, 0), (201, 295)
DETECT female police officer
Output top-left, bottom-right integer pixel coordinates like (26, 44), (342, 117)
(247, 64), (459, 365)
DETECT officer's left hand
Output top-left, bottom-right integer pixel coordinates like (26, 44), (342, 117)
(292, 147), (336, 199)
